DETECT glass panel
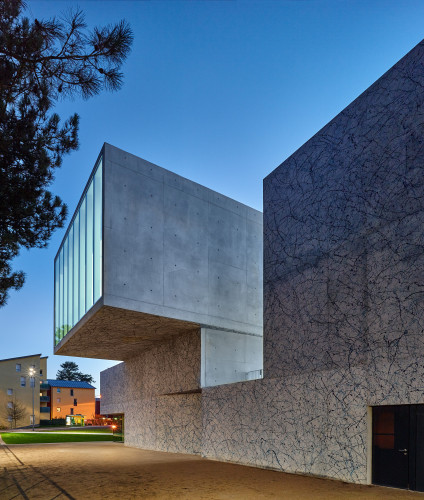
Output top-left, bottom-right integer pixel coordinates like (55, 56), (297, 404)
(93, 161), (102, 302)
(86, 182), (94, 310)
(68, 224), (73, 332)
(79, 197), (86, 319)
(59, 247), (64, 341)
(54, 157), (103, 346)
(73, 212), (79, 325)
(63, 237), (68, 334)
(54, 256), (60, 344)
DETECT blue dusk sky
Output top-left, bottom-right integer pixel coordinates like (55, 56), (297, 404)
(1, 0), (424, 390)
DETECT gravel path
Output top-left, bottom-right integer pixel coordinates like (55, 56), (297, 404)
(1, 442), (423, 499)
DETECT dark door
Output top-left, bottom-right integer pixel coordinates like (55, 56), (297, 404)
(373, 405), (409, 489)
(415, 406), (424, 492)
(372, 404), (424, 492)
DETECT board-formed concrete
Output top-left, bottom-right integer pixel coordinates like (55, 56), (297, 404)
(55, 144), (263, 363)
(103, 144), (262, 336)
(201, 328), (263, 387)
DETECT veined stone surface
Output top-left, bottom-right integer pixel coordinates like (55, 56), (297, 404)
(264, 41), (424, 378)
(101, 40), (424, 485)
(101, 330), (202, 455)
(202, 40), (424, 482)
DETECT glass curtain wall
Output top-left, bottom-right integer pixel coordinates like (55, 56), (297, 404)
(54, 158), (103, 346)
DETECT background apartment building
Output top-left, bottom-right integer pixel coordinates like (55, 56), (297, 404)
(41, 379), (95, 423)
(0, 354), (47, 428)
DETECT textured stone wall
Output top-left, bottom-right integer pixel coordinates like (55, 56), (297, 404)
(102, 40), (424, 485)
(101, 330), (202, 454)
(202, 360), (424, 483)
(264, 41), (424, 379)
(203, 40), (424, 483)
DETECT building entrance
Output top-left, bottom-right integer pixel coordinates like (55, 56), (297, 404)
(372, 404), (424, 491)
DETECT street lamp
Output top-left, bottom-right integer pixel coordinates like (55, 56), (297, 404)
(28, 367), (35, 431)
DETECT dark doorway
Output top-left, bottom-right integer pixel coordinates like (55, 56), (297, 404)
(372, 404), (424, 492)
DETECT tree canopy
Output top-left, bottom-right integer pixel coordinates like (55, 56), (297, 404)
(0, 0), (133, 305)
(56, 361), (95, 384)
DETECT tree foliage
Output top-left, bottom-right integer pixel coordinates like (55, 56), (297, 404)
(0, 0), (133, 305)
(56, 361), (95, 384)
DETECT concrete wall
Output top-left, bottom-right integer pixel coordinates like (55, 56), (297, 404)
(201, 328), (262, 387)
(264, 41), (424, 380)
(103, 143), (262, 337)
(101, 330), (202, 454)
(99, 40), (424, 486)
(198, 40), (424, 485)
(259, 39), (424, 481)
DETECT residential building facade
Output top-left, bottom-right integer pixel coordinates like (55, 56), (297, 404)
(41, 380), (95, 422)
(0, 354), (47, 428)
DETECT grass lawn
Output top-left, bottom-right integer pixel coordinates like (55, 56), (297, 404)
(1, 433), (114, 444)
(39, 427), (112, 433)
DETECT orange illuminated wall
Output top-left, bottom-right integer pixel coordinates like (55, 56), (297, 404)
(51, 387), (95, 420)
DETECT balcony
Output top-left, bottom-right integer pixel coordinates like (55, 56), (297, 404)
(40, 407), (50, 413)
(40, 396), (50, 402)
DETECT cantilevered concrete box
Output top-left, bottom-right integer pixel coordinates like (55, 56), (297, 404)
(54, 144), (263, 362)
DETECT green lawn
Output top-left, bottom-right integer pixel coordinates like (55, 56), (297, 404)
(1, 432), (114, 444)
(38, 427), (112, 433)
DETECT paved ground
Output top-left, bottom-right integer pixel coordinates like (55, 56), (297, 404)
(1, 442), (424, 499)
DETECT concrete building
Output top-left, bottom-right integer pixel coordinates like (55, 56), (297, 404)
(40, 380), (96, 424)
(201, 40), (424, 492)
(53, 143), (263, 450)
(0, 354), (47, 428)
(54, 40), (424, 493)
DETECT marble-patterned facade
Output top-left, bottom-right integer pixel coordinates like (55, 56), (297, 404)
(101, 330), (202, 455)
(101, 40), (424, 485)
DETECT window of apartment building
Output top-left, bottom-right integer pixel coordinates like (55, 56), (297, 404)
(73, 399), (77, 406)
(57, 388), (61, 393)
(57, 398), (61, 403)
(8, 416), (12, 422)
(70, 408), (74, 415)
(16, 363), (21, 372)
(40, 369), (43, 375)
(7, 402), (13, 409)
(57, 407), (61, 412)
(20, 376), (26, 387)
(70, 389), (74, 396)
(7, 389), (13, 396)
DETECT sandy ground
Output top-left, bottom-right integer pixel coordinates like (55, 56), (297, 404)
(1, 442), (424, 499)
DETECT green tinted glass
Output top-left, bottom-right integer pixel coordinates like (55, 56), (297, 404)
(54, 158), (103, 345)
